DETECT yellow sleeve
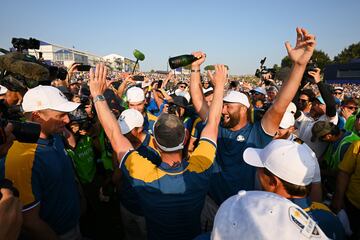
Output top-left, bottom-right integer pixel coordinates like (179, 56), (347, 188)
(339, 141), (360, 174)
(123, 151), (166, 183)
(188, 138), (216, 173)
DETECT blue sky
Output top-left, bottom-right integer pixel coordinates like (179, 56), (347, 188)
(1, 0), (359, 75)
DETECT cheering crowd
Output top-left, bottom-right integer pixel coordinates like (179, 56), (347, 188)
(0, 27), (359, 240)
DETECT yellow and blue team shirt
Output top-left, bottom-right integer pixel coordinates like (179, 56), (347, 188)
(191, 117), (206, 139)
(120, 138), (217, 240)
(0, 135), (80, 235)
(339, 140), (360, 209)
(144, 111), (157, 135)
(209, 121), (273, 205)
(290, 197), (345, 239)
(120, 133), (161, 216)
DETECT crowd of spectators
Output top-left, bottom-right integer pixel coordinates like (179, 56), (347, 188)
(0, 27), (360, 240)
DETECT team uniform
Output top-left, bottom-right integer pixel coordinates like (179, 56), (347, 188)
(209, 121), (273, 205)
(290, 197), (345, 239)
(1, 135), (80, 236)
(338, 141), (360, 236)
(144, 111), (157, 135)
(191, 117), (206, 139)
(120, 138), (217, 240)
(120, 133), (160, 240)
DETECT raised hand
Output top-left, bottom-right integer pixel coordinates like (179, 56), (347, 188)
(308, 67), (321, 83)
(208, 65), (228, 87)
(89, 63), (108, 97)
(285, 27), (316, 66)
(191, 51), (207, 67)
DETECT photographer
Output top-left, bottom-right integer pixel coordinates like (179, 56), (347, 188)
(295, 67), (339, 158)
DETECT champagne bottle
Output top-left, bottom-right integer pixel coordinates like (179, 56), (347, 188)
(168, 54), (199, 69)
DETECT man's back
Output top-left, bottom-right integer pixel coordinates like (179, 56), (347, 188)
(121, 138), (216, 240)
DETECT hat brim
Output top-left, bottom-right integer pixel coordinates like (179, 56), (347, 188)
(243, 147), (265, 168)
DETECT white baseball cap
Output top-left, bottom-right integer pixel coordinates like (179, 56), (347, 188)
(117, 109), (144, 134)
(211, 190), (329, 240)
(22, 85), (80, 113)
(203, 87), (214, 95)
(243, 139), (316, 186)
(126, 87), (145, 103)
(175, 89), (191, 102)
(0, 85), (8, 95)
(223, 91), (250, 108)
(252, 87), (267, 95)
(279, 112), (295, 129)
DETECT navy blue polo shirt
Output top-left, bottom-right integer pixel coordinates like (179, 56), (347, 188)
(3, 135), (80, 235)
(209, 121), (273, 205)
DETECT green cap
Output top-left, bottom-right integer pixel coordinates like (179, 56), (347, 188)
(133, 49), (145, 61)
(311, 121), (333, 142)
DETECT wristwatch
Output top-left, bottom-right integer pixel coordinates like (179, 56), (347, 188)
(93, 95), (106, 103)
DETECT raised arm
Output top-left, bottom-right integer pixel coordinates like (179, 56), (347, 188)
(310, 69), (337, 118)
(189, 52), (209, 121)
(200, 65), (227, 143)
(262, 27), (316, 135)
(89, 63), (133, 162)
(115, 75), (134, 99)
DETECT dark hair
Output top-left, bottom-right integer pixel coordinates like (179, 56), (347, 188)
(300, 89), (316, 102)
(263, 168), (311, 197)
(154, 113), (185, 149)
(341, 98), (357, 107)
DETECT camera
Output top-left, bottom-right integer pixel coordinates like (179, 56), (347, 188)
(0, 118), (41, 145)
(168, 103), (180, 115)
(11, 38), (40, 52)
(255, 57), (276, 85)
(0, 37), (68, 92)
(301, 60), (318, 85)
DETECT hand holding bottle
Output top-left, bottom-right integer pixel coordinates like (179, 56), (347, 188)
(191, 51), (206, 68)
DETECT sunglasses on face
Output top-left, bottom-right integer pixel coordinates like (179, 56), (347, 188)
(344, 106), (358, 111)
(299, 99), (309, 103)
(334, 92), (342, 95)
(179, 85), (186, 89)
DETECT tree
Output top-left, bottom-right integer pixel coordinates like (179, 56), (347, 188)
(311, 49), (332, 70)
(334, 42), (360, 64)
(281, 56), (292, 68)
